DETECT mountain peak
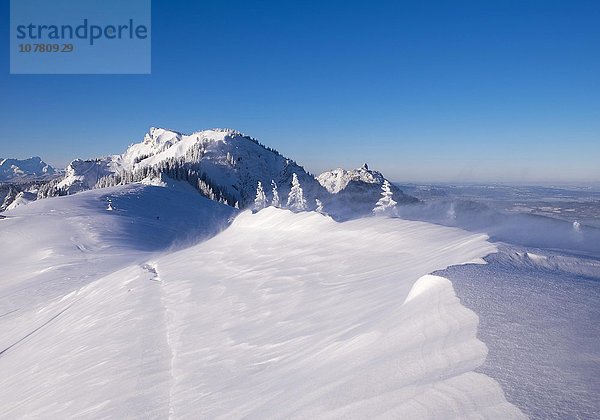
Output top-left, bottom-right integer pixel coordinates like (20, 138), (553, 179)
(38, 126), (326, 210)
(0, 156), (58, 182)
(317, 165), (385, 194)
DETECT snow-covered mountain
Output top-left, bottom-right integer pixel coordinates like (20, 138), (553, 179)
(0, 128), (425, 222)
(317, 163), (386, 193)
(318, 163), (418, 219)
(0, 157), (58, 182)
(39, 128), (327, 209)
(3, 129), (422, 218)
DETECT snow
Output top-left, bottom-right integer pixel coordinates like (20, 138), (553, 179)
(441, 245), (600, 419)
(0, 204), (522, 418)
(3, 135), (595, 417)
(0, 181), (234, 314)
(395, 184), (600, 417)
(124, 128), (231, 169)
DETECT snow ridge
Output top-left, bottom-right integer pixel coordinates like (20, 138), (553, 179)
(0, 185), (523, 417)
(156, 208), (522, 418)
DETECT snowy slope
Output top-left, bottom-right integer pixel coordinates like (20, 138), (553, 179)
(318, 164), (418, 219)
(0, 180), (234, 314)
(0, 157), (58, 182)
(0, 207), (522, 418)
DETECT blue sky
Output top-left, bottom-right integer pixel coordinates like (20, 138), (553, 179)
(1, 0), (599, 183)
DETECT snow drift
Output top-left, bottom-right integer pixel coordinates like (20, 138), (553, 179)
(0, 206), (522, 418)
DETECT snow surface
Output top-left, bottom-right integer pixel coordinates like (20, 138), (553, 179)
(0, 201), (522, 418)
(441, 246), (600, 419)
(0, 181), (234, 314)
(395, 184), (600, 417)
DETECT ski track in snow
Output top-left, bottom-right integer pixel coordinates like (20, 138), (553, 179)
(0, 189), (524, 418)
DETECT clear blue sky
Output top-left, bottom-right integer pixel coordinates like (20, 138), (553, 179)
(1, 0), (599, 183)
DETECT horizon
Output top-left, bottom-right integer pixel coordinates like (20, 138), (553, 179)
(3, 124), (600, 187)
(2, 0), (599, 183)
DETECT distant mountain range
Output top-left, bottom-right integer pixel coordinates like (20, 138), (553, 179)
(1, 128), (418, 217)
(0, 157), (59, 182)
(0, 157), (61, 211)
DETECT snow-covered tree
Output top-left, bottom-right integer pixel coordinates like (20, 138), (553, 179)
(271, 180), (280, 207)
(254, 181), (267, 211)
(198, 179), (216, 200)
(372, 180), (397, 215)
(315, 198), (324, 213)
(286, 173), (307, 211)
(226, 152), (235, 166)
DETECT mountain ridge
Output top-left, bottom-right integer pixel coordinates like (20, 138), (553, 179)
(0, 156), (59, 182)
(4, 127), (418, 217)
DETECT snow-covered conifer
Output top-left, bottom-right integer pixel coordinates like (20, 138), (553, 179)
(286, 173), (307, 211)
(254, 181), (267, 211)
(226, 152), (236, 166)
(271, 180), (280, 207)
(372, 180), (397, 215)
(315, 198), (324, 213)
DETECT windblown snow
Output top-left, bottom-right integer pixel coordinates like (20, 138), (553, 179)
(0, 187), (523, 418)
